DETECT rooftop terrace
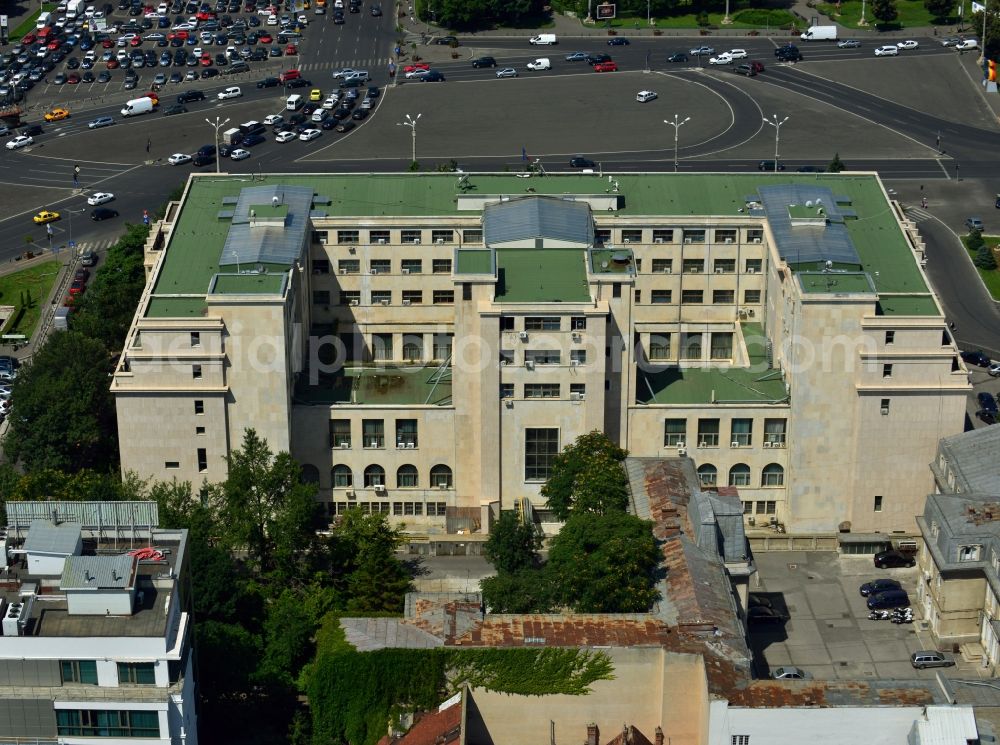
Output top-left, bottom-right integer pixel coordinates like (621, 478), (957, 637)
(495, 248), (590, 303)
(294, 364), (453, 406)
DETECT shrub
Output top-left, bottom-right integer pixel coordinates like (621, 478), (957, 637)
(696, 10), (710, 26)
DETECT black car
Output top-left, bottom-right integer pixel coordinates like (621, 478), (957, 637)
(774, 43), (799, 57)
(796, 165), (824, 173)
(667, 52), (688, 63)
(331, 107), (351, 120)
(163, 103), (187, 115)
(287, 112), (307, 125)
(333, 11), (344, 23)
(257, 76), (279, 88)
(82, 71), (96, 82)
(366, 85), (379, 98)
(335, 119), (355, 132)
(21, 124), (43, 137)
(586, 52), (611, 64)
(758, 160), (785, 171)
(471, 56), (496, 68)
(90, 207), (119, 221)
(433, 35), (458, 45)
(201, 67), (219, 78)
(978, 391), (999, 423)
(370, 5), (381, 15)
(285, 77), (310, 88)
(859, 578), (901, 597)
(320, 118), (337, 130)
(421, 70), (445, 82)
(177, 89), (205, 102)
(607, 37), (630, 45)
(873, 550), (916, 569)
(197, 144), (217, 157)
(570, 156), (595, 169)
(776, 48), (803, 61)
(193, 152), (215, 166)
(961, 350), (991, 367)
(747, 606), (785, 624)
(241, 132), (265, 146)
(351, 108), (368, 120)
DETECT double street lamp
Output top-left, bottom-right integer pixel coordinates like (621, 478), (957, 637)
(665, 115), (690, 173)
(397, 113), (422, 166)
(763, 114), (788, 173)
(205, 116), (230, 174)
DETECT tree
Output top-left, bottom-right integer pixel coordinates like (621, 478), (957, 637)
(924, 0), (954, 21)
(968, 229), (986, 251)
(546, 512), (661, 613)
(541, 431), (629, 521)
(218, 429), (322, 577)
(827, 152), (845, 173)
(870, 0), (898, 25)
(259, 584), (338, 688)
(3, 331), (118, 472)
(481, 568), (555, 613)
(975, 243), (997, 270)
(484, 510), (542, 573)
(327, 509), (412, 614)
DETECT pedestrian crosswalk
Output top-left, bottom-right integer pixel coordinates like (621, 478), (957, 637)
(63, 238), (118, 256)
(905, 206), (933, 222)
(297, 57), (387, 72)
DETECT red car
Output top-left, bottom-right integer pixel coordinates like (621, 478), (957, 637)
(258, 33), (272, 43)
(195, 10), (215, 20)
(403, 62), (430, 73)
(68, 281), (87, 296)
(130, 36), (143, 46)
(593, 61), (618, 72)
(200, 53), (212, 65)
(101, 38), (114, 48)
(279, 69), (300, 82)
(67, 73), (81, 84)
(285, 43), (297, 55)
(106, 58), (119, 68)
(47, 39), (61, 50)
(21, 32), (36, 45)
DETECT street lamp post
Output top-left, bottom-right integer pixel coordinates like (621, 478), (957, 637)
(397, 113), (421, 166)
(205, 116), (230, 174)
(763, 114), (788, 173)
(665, 115), (690, 173)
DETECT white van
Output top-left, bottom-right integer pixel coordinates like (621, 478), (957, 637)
(529, 33), (557, 45)
(526, 58), (551, 70)
(120, 96), (156, 117)
(286, 93), (303, 110)
(36, 11), (53, 29)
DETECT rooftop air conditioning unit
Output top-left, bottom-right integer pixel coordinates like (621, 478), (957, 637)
(438, 483), (449, 490)
(380, 300), (390, 306)
(654, 238), (664, 243)
(340, 267), (347, 274)
(684, 237), (693, 243)
(436, 238), (444, 244)
(346, 489), (356, 498)
(377, 238), (386, 244)
(881, 406), (890, 415)
(763, 441), (773, 448)
(350, 300), (360, 306)
(571, 359), (579, 367)
(500, 359), (509, 366)
(698, 441), (710, 448)
(518, 331), (529, 341)
(525, 360), (535, 370)
(738, 310), (749, 319)
(677, 447), (687, 457)
(370, 269), (378, 275)
(505, 399), (514, 408)
(406, 442), (415, 449)
(660, 267), (672, 273)
(413, 239), (421, 245)
(402, 300), (411, 306)
(570, 392), (584, 401)
(571, 332), (581, 342)
(369, 439), (380, 448)
(623, 238), (630, 244)
(731, 441), (741, 448)
(374, 485), (387, 494)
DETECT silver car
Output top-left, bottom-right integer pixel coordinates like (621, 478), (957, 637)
(496, 67), (517, 78)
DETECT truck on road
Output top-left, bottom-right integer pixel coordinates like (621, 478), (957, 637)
(529, 33), (557, 45)
(800, 25), (837, 41)
(67, 0), (83, 19)
(120, 96), (156, 117)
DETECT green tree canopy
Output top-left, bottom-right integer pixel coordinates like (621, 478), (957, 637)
(541, 431), (629, 521)
(924, 0), (955, 20)
(547, 512), (661, 613)
(3, 331), (117, 472)
(484, 510), (542, 573)
(975, 243), (997, 270)
(828, 152), (845, 173)
(327, 509), (412, 614)
(481, 568), (555, 613)
(870, 0), (899, 25)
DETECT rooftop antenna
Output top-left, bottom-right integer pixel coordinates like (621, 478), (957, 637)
(231, 250), (240, 275)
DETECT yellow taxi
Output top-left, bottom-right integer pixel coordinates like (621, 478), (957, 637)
(32, 210), (61, 224)
(43, 107), (70, 122)
(309, 88), (322, 101)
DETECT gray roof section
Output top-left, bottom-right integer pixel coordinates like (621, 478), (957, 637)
(218, 184), (313, 268)
(758, 184), (860, 267)
(939, 425), (1000, 495)
(6, 501), (159, 531)
(23, 520), (81, 556)
(483, 196), (593, 247)
(60, 554), (136, 591)
(340, 617), (444, 651)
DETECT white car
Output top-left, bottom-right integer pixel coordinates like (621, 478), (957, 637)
(87, 192), (115, 206)
(727, 48), (748, 59)
(896, 40), (919, 50)
(218, 86), (242, 100)
(322, 95), (339, 109)
(636, 90), (657, 103)
(168, 152), (192, 165)
(709, 54), (733, 65)
(956, 38), (978, 50)
(405, 68), (429, 79)
(299, 128), (321, 141)
(297, 14), (307, 23)
(874, 45), (899, 56)
(230, 148), (250, 160)
(275, 130), (297, 142)
(266, 14), (277, 24)
(263, 114), (283, 125)
(171, 22), (195, 31)
(5, 135), (33, 150)
(333, 68), (368, 80)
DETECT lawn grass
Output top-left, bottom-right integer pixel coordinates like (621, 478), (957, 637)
(0, 260), (61, 340)
(596, 9), (796, 29)
(814, 0), (959, 28)
(9, 3), (57, 41)
(962, 235), (1000, 300)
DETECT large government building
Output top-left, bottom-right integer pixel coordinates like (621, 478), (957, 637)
(112, 172), (969, 536)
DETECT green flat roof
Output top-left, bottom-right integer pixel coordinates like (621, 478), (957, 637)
(495, 248), (589, 303)
(146, 297), (209, 318)
(152, 173), (934, 320)
(455, 250), (493, 275)
(798, 271), (874, 295)
(295, 365), (453, 406)
(876, 295), (941, 316)
(590, 249), (633, 274)
(211, 273), (287, 295)
(637, 366), (788, 405)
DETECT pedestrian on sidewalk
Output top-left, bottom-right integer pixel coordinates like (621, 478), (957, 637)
(921, 197), (928, 208)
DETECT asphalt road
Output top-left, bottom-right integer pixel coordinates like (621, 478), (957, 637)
(2, 24), (1000, 355)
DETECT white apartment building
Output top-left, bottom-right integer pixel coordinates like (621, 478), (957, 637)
(0, 502), (196, 744)
(113, 172), (969, 537)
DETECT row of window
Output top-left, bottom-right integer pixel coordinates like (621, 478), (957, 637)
(502, 316), (588, 332)
(314, 258), (455, 274)
(647, 333), (734, 361)
(632, 258), (763, 274)
(328, 501), (449, 516)
(315, 290), (456, 306)
(596, 228), (764, 245)
(329, 419), (423, 449)
(56, 709), (160, 738)
(164, 448), (208, 473)
(61, 661), (155, 686)
(309, 463), (454, 489)
(635, 289), (761, 305)
(698, 463), (785, 488)
(664, 418), (787, 447)
(316, 229), (482, 245)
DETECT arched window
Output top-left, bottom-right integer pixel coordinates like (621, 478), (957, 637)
(402, 336), (422, 362)
(762, 463), (785, 487)
(397, 464), (418, 488)
(332, 464), (353, 488)
(697, 463), (717, 487)
(364, 464), (385, 488)
(300, 464), (320, 484)
(728, 463), (751, 487)
(430, 464), (453, 488)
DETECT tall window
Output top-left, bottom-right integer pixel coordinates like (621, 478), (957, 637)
(61, 660), (98, 685)
(711, 333), (733, 359)
(664, 419), (686, 446)
(761, 463), (785, 487)
(57, 710), (160, 738)
(397, 464), (418, 488)
(364, 465), (386, 488)
(396, 419), (418, 448)
(697, 464), (718, 487)
(731, 418), (752, 447)
(729, 464), (751, 487)
(525, 428), (559, 481)
(402, 337), (422, 362)
(330, 419), (351, 448)
(197, 448), (207, 473)
(764, 419), (787, 447)
(649, 334), (670, 360)
(681, 333), (702, 360)
(332, 464), (353, 488)
(117, 662), (155, 685)
(697, 419), (720, 447)
(430, 464), (453, 488)
(433, 334), (452, 360)
(363, 419), (385, 449)
(371, 334), (392, 361)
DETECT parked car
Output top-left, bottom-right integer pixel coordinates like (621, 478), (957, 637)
(961, 350), (991, 367)
(866, 588), (910, 609)
(966, 217), (984, 232)
(859, 578), (901, 597)
(873, 550), (916, 569)
(758, 160), (785, 171)
(911, 651), (955, 669)
(772, 666), (811, 680)
(977, 391), (999, 423)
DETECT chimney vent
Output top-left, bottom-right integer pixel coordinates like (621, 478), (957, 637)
(586, 723), (600, 745)
(655, 727), (664, 745)
(51, 509), (59, 526)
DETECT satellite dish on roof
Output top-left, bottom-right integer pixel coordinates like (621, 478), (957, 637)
(826, 260), (833, 270)
(805, 200), (813, 208)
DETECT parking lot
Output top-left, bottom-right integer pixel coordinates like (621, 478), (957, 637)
(751, 551), (988, 681)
